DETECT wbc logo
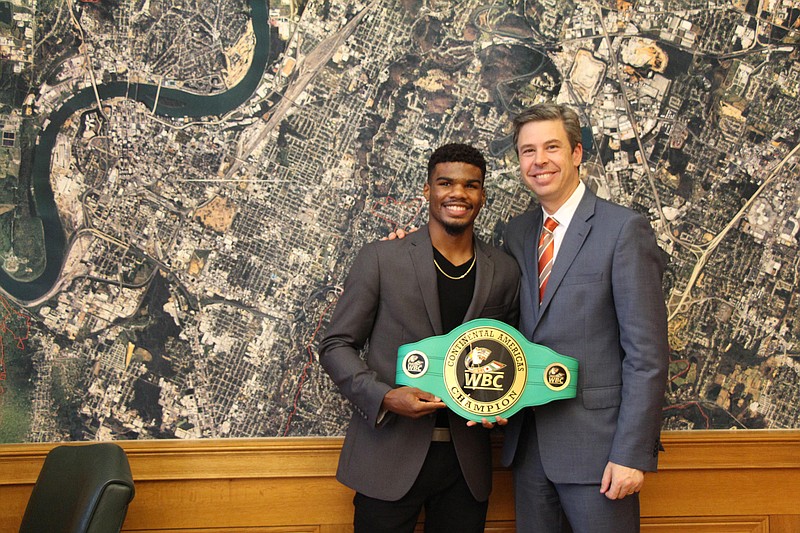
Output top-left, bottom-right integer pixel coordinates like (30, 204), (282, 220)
(544, 362), (570, 391)
(463, 346), (507, 391)
(443, 325), (528, 417)
(401, 351), (429, 378)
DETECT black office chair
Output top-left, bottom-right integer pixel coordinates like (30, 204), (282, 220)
(19, 443), (135, 533)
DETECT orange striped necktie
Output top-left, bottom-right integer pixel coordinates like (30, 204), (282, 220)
(537, 217), (559, 303)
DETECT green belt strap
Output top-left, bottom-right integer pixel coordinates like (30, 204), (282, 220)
(396, 318), (579, 422)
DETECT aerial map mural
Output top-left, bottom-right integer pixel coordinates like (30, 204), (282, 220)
(0, 0), (798, 442)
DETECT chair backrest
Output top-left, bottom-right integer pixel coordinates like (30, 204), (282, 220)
(19, 443), (135, 533)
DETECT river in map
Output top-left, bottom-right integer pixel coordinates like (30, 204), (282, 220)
(0, 0), (270, 301)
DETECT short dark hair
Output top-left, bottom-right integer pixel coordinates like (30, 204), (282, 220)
(427, 143), (487, 182)
(512, 103), (582, 152)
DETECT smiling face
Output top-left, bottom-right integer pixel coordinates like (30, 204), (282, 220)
(424, 161), (486, 236)
(517, 119), (583, 214)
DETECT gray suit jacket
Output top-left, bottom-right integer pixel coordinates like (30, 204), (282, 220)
(319, 225), (520, 501)
(501, 187), (669, 483)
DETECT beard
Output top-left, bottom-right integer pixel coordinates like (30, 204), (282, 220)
(442, 220), (470, 236)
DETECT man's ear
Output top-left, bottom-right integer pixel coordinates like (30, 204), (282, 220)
(423, 182), (430, 200)
(572, 143), (584, 167)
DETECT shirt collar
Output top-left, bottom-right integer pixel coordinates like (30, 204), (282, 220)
(542, 181), (585, 230)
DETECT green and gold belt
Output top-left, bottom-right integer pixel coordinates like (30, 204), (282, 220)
(396, 318), (579, 422)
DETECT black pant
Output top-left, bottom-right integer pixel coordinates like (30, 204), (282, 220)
(353, 441), (488, 533)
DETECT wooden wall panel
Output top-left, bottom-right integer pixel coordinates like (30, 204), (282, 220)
(641, 517), (769, 533)
(768, 515), (800, 533)
(133, 529), (324, 533)
(0, 430), (797, 532)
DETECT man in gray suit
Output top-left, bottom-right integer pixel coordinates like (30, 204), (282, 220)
(501, 103), (669, 532)
(319, 143), (520, 533)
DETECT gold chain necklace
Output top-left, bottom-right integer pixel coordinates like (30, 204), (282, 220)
(433, 254), (476, 280)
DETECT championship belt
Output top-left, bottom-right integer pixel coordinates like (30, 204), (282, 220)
(396, 318), (578, 422)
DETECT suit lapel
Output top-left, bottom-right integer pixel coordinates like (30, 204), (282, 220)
(538, 190), (596, 315)
(523, 210), (544, 324)
(409, 226), (443, 335)
(464, 239), (493, 322)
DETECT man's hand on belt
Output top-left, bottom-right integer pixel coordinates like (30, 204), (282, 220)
(382, 386), (446, 419)
(466, 416), (508, 429)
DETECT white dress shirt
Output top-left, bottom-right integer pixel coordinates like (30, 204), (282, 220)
(542, 180), (586, 262)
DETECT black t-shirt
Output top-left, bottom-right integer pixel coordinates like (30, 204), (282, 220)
(432, 246), (476, 428)
(433, 247), (476, 333)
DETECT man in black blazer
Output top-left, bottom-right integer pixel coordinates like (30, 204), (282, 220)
(319, 143), (520, 533)
(501, 103), (669, 532)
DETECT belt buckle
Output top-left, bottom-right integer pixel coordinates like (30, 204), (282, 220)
(432, 427), (451, 442)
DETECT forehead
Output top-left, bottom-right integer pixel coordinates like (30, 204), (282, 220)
(517, 119), (570, 146)
(430, 161), (484, 182)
